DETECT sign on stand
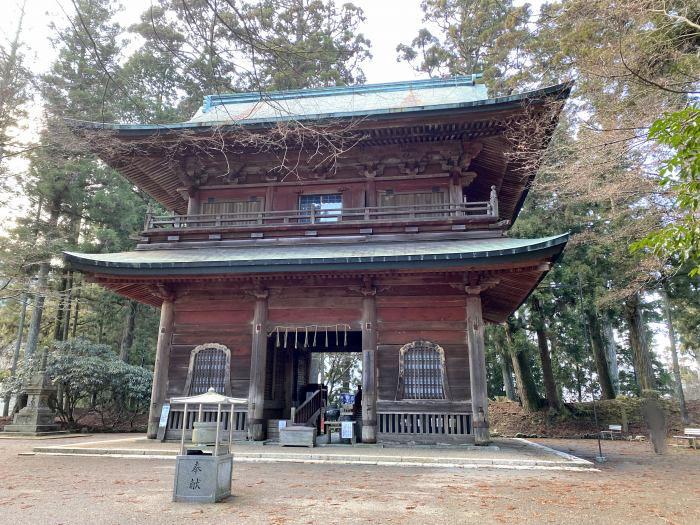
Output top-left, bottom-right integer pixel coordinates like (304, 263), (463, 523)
(341, 421), (353, 439)
(156, 403), (171, 441)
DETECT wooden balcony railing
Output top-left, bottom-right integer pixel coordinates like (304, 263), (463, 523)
(145, 200), (498, 231)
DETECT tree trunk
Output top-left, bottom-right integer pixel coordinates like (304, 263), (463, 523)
(61, 271), (74, 341)
(25, 261), (49, 358)
(25, 204), (61, 358)
(530, 296), (562, 410)
(575, 362), (582, 402)
(603, 319), (619, 394)
(53, 273), (68, 340)
(500, 349), (516, 401)
(586, 310), (616, 400)
(660, 287), (689, 425)
(119, 300), (138, 362)
(504, 324), (541, 413)
(1, 293), (28, 416)
(624, 293), (655, 394)
(71, 276), (81, 337)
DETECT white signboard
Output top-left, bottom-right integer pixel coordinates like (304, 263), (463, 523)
(341, 421), (353, 439)
(158, 403), (171, 428)
(278, 420), (287, 430)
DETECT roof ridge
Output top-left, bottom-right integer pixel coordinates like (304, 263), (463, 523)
(202, 75), (483, 113)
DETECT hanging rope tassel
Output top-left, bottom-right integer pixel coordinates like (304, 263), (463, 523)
(276, 326), (280, 348)
(335, 325), (338, 348)
(295, 326), (298, 349)
(325, 327), (329, 348)
(312, 325), (317, 347)
(344, 324), (348, 346)
(304, 326), (309, 348)
(284, 327), (288, 349)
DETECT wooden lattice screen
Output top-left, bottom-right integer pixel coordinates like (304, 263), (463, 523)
(183, 343), (232, 396)
(397, 341), (448, 400)
(200, 199), (263, 225)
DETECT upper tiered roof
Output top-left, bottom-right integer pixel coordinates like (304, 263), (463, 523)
(68, 77), (571, 220)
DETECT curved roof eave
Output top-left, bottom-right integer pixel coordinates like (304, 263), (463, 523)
(64, 233), (569, 277)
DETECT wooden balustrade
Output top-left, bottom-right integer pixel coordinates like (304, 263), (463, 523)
(145, 201), (496, 231)
(377, 411), (471, 443)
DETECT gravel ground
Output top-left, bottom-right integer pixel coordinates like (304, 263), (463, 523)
(0, 435), (698, 524)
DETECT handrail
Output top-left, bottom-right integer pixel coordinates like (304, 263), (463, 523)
(294, 389), (323, 425)
(145, 201), (497, 231)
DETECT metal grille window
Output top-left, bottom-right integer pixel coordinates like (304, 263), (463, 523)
(397, 341), (448, 400)
(298, 193), (342, 223)
(184, 343), (231, 396)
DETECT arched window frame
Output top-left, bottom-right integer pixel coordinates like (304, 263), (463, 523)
(395, 340), (449, 401)
(182, 343), (232, 396)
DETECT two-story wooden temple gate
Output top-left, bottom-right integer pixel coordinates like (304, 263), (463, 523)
(65, 76), (571, 445)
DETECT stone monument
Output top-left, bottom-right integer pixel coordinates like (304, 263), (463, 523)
(3, 348), (62, 435)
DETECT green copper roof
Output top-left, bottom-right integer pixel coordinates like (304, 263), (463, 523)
(66, 78), (572, 132)
(191, 75), (487, 125)
(65, 234), (568, 276)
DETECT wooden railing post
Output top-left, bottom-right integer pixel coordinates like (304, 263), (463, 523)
(143, 203), (154, 230)
(489, 185), (499, 218)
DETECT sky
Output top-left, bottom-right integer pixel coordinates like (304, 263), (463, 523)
(1, 0), (430, 83)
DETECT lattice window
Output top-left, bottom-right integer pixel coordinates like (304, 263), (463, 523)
(397, 341), (448, 400)
(183, 343), (232, 396)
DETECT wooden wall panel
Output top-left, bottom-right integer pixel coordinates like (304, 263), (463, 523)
(167, 297), (254, 399)
(376, 293), (469, 403)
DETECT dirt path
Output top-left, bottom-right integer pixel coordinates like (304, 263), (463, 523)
(0, 436), (698, 524)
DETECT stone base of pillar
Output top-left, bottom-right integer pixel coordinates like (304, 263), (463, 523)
(248, 419), (266, 441)
(361, 423), (376, 444)
(473, 422), (490, 445)
(146, 408), (161, 439)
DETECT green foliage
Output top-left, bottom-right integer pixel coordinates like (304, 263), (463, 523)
(397, 0), (532, 93)
(242, 0), (371, 90)
(0, 339), (152, 428)
(632, 107), (700, 275)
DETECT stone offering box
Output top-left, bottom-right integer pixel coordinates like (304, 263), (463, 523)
(173, 452), (232, 503)
(170, 388), (246, 503)
(279, 425), (316, 447)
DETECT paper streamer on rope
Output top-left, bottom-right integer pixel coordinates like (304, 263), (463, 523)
(268, 324), (353, 350)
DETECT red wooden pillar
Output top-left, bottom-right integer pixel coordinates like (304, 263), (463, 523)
(247, 289), (269, 441)
(466, 287), (490, 445)
(147, 294), (175, 439)
(361, 282), (378, 443)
